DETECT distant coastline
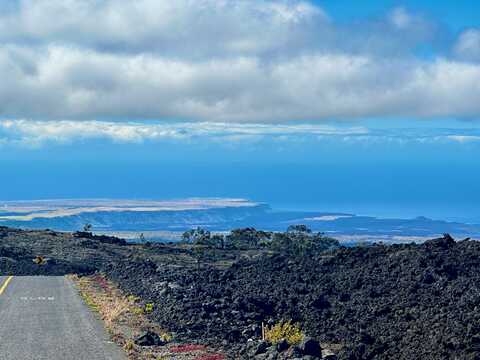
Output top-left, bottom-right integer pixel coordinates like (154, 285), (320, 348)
(0, 198), (479, 242)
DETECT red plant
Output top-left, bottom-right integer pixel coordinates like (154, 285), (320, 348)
(92, 274), (110, 291)
(171, 344), (207, 353)
(195, 354), (226, 360)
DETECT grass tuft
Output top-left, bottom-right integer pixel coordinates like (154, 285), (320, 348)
(264, 320), (305, 345)
(145, 303), (154, 313)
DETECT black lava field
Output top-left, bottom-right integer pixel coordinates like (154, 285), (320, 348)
(1, 226), (480, 359)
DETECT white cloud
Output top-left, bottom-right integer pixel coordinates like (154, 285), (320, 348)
(389, 7), (413, 29)
(0, 0), (326, 57)
(1, 119), (480, 148)
(446, 135), (480, 143)
(454, 28), (480, 62)
(0, 1), (476, 123)
(0, 119), (369, 146)
(1, 45), (480, 122)
(0, 0), (435, 58)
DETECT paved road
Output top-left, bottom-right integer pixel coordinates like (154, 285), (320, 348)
(0, 276), (126, 360)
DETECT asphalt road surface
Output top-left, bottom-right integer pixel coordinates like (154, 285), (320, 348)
(0, 276), (126, 360)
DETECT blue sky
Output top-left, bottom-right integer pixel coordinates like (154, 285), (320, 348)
(317, 0), (479, 31)
(1, 0), (480, 221)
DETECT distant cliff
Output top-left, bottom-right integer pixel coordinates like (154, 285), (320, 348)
(0, 199), (270, 231)
(1, 198), (480, 239)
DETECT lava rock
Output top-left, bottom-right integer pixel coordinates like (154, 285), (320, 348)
(134, 331), (165, 346)
(322, 348), (337, 360)
(8, 227), (480, 360)
(276, 339), (289, 352)
(248, 340), (271, 356)
(299, 338), (322, 357)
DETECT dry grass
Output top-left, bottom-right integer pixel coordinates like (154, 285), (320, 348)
(71, 274), (225, 360)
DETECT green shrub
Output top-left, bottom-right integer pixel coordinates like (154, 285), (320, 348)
(264, 320), (305, 345)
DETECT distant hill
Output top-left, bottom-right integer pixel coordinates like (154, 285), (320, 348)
(0, 198), (267, 231)
(1, 198), (479, 241)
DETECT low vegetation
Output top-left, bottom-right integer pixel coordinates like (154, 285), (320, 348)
(72, 274), (225, 360)
(264, 320), (305, 345)
(182, 225), (340, 255)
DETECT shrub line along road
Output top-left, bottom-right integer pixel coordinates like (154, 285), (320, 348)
(0, 276), (126, 360)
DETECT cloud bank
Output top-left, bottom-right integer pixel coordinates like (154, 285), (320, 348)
(0, 119), (367, 146)
(1, 119), (479, 147)
(0, 0), (479, 122)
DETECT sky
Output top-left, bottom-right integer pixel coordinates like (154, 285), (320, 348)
(1, 0), (480, 222)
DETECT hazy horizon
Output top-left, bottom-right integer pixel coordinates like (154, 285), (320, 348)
(0, 196), (478, 224)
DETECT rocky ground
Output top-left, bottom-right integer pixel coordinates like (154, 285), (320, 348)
(1, 226), (480, 359)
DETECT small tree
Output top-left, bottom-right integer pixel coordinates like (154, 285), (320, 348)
(182, 227), (211, 244)
(210, 234), (225, 249)
(226, 228), (272, 249)
(287, 224), (312, 234)
(270, 227), (339, 257)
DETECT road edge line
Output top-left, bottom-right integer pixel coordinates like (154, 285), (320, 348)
(0, 276), (13, 296)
